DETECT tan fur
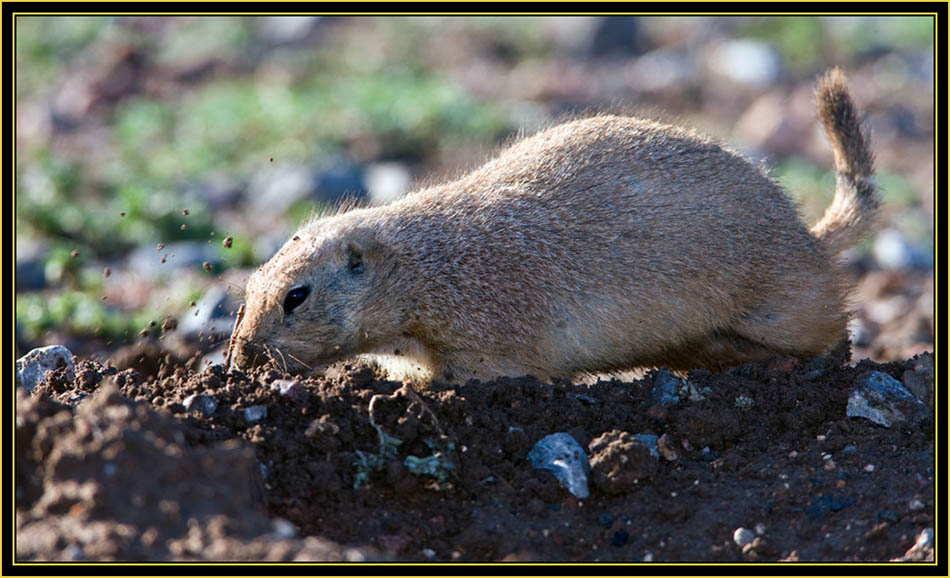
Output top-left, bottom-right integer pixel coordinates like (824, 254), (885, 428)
(231, 69), (878, 384)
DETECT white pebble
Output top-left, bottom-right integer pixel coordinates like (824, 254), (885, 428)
(244, 405), (268, 423)
(272, 517), (297, 538)
(183, 394), (218, 417)
(733, 527), (755, 548)
(16, 345), (75, 392)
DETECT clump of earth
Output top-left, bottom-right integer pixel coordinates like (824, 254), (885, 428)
(15, 339), (934, 562)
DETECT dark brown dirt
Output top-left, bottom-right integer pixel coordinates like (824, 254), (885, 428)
(14, 342), (935, 563)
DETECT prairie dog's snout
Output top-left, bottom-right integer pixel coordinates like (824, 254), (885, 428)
(233, 68), (878, 385)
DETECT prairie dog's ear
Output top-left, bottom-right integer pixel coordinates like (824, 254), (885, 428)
(345, 240), (364, 273)
(342, 228), (378, 273)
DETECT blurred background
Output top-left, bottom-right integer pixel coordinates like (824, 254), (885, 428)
(15, 16), (934, 365)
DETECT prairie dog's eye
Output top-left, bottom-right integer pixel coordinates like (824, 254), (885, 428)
(283, 285), (310, 315)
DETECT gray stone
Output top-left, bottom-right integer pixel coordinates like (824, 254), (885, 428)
(733, 527), (755, 548)
(847, 371), (927, 428)
(873, 229), (931, 271)
(182, 394), (218, 418)
(244, 405), (268, 423)
(246, 163), (316, 221)
(270, 379), (308, 403)
(892, 528), (934, 562)
(256, 16), (320, 43)
(649, 369), (682, 406)
(527, 432), (590, 499)
(708, 40), (781, 87)
(364, 162), (412, 205)
(626, 48), (694, 92)
(633, 433), (660, 459)
(16, 345), (75, 392)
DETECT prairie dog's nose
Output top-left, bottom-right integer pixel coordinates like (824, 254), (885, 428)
(230, 337), (266, 371)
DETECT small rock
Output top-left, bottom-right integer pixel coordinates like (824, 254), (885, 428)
(364, 162), (412, 205)
(733, 527), (755, 548)
(182, 394), (218, 418)
(16, 345), (75, 392)
(707, 39), (781, 87)
(873, 229), (930, 270)
(847, 371), (927, 427)
(678, 380), (710, 402)
(270, 379), (307, 403)
(244, 405), (268, 423)
(848, 317), (874, 347)
(527, 432), (590, 499)
(633, 433), (660, 459)
(624, 47), (693, 92)
(892, 528), (934, 562)
(256, 15), (320, 42)
(649, 369), (682, 406)
(656, 433), (678, 461)
(246, 163), (317, 220)
(272, 517), (297, 539)
(572, 393), (600, 406)
(734, 394), (755, 410)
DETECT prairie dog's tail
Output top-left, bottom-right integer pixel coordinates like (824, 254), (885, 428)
(810, 68), (879, 253)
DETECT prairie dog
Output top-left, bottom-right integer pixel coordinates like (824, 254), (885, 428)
(230, 68), (877, 384)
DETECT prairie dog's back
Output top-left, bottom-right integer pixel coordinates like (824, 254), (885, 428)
(381, 115), (839, 376)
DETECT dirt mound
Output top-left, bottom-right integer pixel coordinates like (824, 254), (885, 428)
(15, 346), (934, 562)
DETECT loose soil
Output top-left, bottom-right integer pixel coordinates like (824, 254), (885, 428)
(15, 341), (935, 563)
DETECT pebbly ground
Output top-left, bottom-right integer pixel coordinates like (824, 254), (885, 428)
(14, 339), (935, 564)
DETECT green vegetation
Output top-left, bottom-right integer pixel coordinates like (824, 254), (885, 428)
(737, 16), (933, 72)
(17, 291), (158, 342)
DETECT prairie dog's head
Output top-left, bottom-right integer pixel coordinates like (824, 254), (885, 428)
(231, 212), (404, 374)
